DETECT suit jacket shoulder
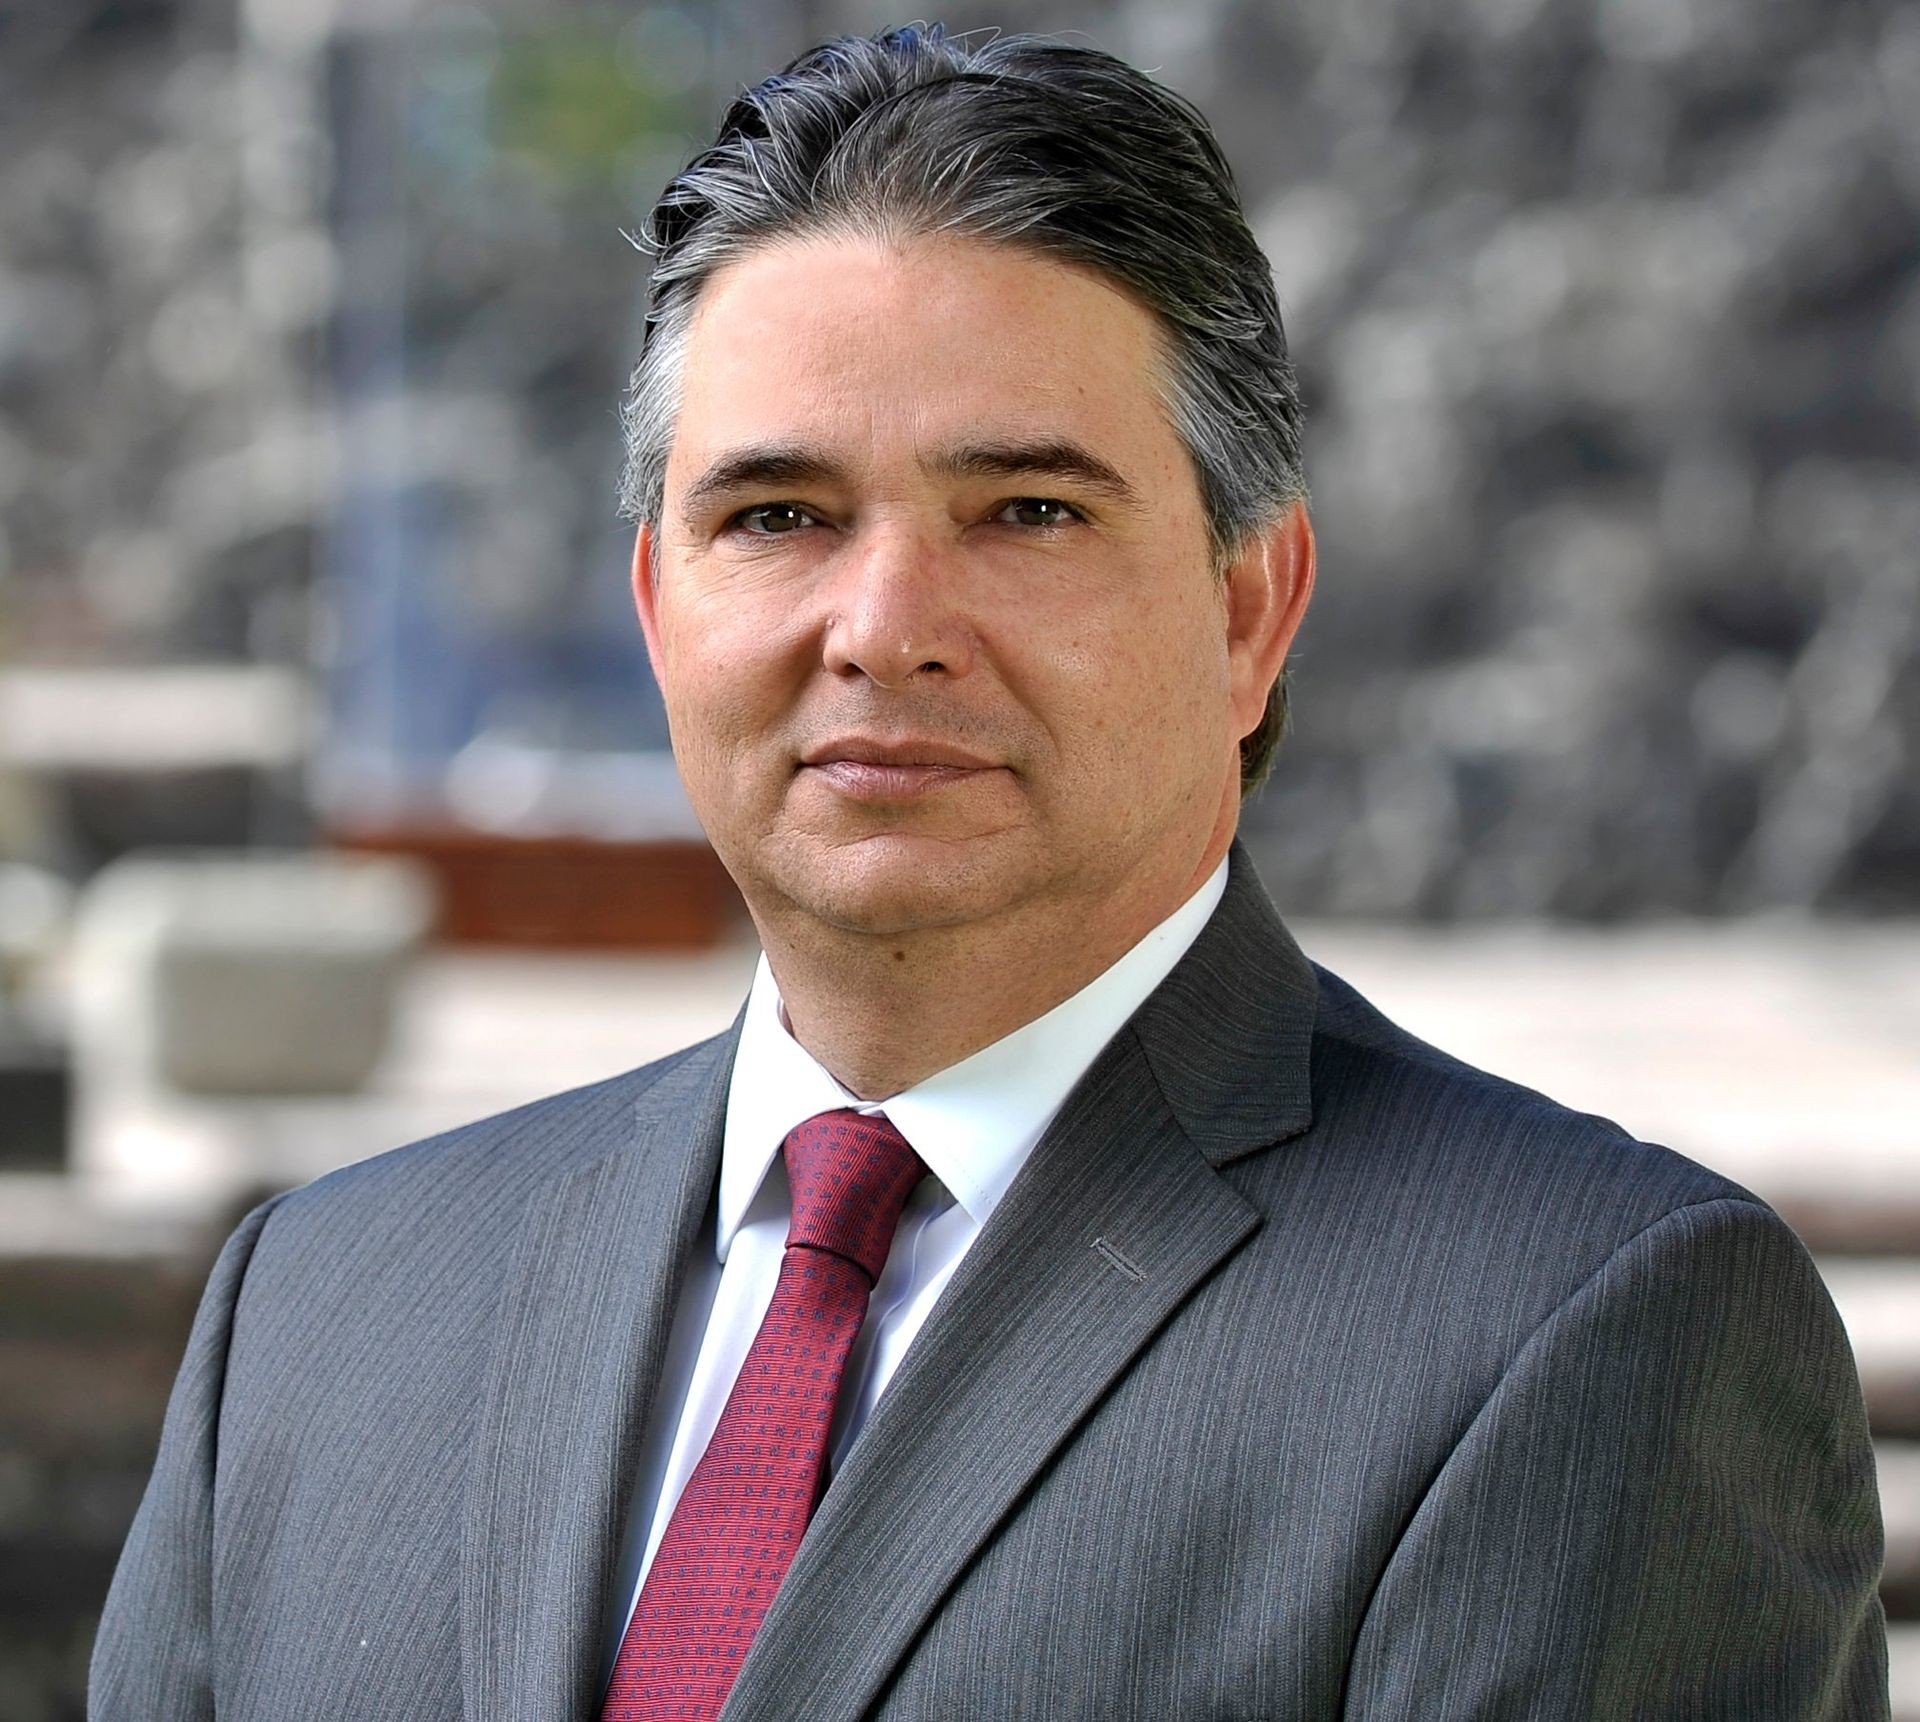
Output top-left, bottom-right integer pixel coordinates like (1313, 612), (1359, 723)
(93, 1018), (742, 1722)
(1307, 956), (1757, 1236)
(1183, 946), (1787, 1452)
(216, 1021), (738, 1474)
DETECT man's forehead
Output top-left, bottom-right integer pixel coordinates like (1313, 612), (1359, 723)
(665, 232), (1180, 491)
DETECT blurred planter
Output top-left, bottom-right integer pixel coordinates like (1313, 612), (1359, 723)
(71, 850), (437, 1096)
(325, 826), (739, 950)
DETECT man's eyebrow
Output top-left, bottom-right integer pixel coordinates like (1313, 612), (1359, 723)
(680, 446), (853, 516)
(930, 440), (1143, 510)
(678, 438), (1145, 515)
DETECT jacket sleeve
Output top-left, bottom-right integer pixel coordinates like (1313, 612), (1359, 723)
(89, 1195), (285, 1721)
(1343, 1196), (1889, 1721)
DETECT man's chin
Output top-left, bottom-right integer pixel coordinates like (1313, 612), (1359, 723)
(763, 830), (1030, 939)
(799, 873), (999, 941)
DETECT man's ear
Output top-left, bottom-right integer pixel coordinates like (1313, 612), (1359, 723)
(629, 522), (667, 685)
(1223, 500), (1316, 747)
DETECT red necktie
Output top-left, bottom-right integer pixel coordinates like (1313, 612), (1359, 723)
(600, 1110), (927, 1720)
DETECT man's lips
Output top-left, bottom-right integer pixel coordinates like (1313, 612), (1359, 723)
(797, 737), (1005, 800)
(800, 736), (1000, 770)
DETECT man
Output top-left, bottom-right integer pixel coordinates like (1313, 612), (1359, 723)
(93, 25), (1887, 1721)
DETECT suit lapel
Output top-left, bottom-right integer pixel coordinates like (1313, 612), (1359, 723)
(718, 847), (1318, 1722)
(461, 1029), (736, 1722)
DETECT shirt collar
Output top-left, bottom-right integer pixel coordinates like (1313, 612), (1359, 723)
(717, 857), (1229, 1261)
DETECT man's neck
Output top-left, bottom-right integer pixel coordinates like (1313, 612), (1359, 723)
(758, 841), (1231, 1101)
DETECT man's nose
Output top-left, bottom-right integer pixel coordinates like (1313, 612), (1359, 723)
(820, 522), (976, 688)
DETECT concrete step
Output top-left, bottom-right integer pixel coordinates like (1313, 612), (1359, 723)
(1893, 1622), (1920, 1722)
(1881, 1442), (1920, 1621)
(0, 1173), (204, 1258)
(1821, 1259), (1920, 1439)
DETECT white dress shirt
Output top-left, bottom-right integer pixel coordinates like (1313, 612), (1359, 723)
(598, 858), (1229, 1679)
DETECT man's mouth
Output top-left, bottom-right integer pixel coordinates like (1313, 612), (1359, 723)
(798, 736), (1004, 800)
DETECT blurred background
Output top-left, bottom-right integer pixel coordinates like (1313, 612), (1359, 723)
(1, 0), (1915, 1711)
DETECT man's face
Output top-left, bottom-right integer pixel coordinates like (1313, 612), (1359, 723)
(633, 231), (1302, 942)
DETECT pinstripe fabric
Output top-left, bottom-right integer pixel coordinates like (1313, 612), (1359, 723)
(90, 842), (1889, 1721)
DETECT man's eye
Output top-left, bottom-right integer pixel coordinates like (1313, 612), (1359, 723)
(998, 497), (1080, 529)
(733, 503), (817, 535)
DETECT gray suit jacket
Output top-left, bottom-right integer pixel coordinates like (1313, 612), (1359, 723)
(92, 844), (1889, 1719)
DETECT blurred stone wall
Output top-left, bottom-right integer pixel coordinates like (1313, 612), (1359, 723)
(0, 0), (323, 671)
(3, 0), (1916, 914)
(1194, 0), (1920, 917)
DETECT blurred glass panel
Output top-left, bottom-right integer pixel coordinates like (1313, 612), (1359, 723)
(315, 3), (719, 836)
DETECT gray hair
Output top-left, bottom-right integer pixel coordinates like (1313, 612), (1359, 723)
(618, 24), (1307, 787)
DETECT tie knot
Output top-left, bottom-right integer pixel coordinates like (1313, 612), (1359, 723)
(781, 1110), (927, 1284)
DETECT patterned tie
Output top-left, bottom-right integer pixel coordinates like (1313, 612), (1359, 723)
(600, 1110), (927, 1721)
